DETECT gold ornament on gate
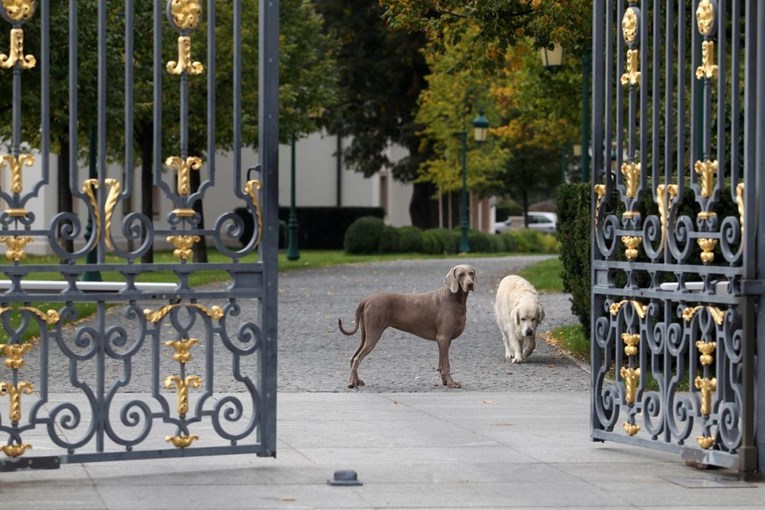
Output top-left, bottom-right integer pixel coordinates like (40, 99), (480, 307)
(620, 161), (641, 198)
(0, 235), (32, 261)
(620, 366), (640, 405)
(165, 434), (199, 448)
(0, 28), (35, 69)
(696, 341), (716, 366)
(167, 234), (200, 261)
(697, 238), (718, 264)
(696, 0), (715, 36)
(165, 156), (202, 196)
(621, 333), (640, 357)
(621, 7), (638, 44)
(0, 341), (35, 369)
(0, 380), (33, 422)
(165, 374), (202, 419)
(694, 159), (717, 198)
(169, 0), (201, 30)
(695, 376), (716, 416)
(623, 422), (640, 437)
(620, 49), (641, 87)
(165, 338), (199, 364)
(621, 235), (642, 260)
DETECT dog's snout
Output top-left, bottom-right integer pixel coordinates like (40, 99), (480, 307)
(524, 328), (533, 337)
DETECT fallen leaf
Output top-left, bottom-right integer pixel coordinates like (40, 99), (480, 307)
(482, 400), (494, 404)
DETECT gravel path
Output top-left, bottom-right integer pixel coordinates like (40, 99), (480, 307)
(28, 255), (589, 394)
(278, 255), (589, 393)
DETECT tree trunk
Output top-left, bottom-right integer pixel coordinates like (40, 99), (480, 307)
(138, 126), (154, 263)
(57, 138), (74, 261)
(409, 181), (439, 229)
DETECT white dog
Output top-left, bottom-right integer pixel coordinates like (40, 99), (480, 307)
(494, 275), (545, 363)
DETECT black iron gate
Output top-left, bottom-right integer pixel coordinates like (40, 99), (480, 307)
(590, 0), (765, 473)
(0, 0), (278, 468)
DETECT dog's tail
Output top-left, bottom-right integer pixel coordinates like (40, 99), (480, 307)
(338, 300), (364, 336)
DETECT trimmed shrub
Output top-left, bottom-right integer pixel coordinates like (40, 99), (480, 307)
(421, 229), (443, 254)
(510, 229), (544, 253)
(499, 232), (517, 252)
(468, 229), (493, 253)
(398, 226), (425, 253)
(379, 225), (401, 253)
(426, 228), (459, 254)
(489, 234), (505, 252)
(344, 216), (385, 254)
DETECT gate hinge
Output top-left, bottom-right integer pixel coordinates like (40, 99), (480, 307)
(0, 456), (60, 472)
(740, 279), (765, 296)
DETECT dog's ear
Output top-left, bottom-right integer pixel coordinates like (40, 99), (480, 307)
(512, 306), (521, 327)
(445, 267), (459, 293)
(537, 304), (545, 323)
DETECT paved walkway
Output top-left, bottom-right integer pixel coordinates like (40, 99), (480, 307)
(0, 256), (762, 509)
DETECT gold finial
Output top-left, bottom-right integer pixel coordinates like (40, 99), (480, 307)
(696, 435), (715, 449)
(0, 153), (34, 194)
(167, 234), (201, 261)
(697, 238), (717, 264)
(0, 28), (36, 69)
(622, 236), (642, 260)
(620, 49), (641, 87)
(0, 235), (33, 261)
(621, 333), (640, 357)
(695, 0), (715, 36)
(164, 374), (202, 419)
(621, 7), (638, 44)
(1, 442), (31, 457)
(166, 36), (204, 76)
(169, 0), (202, 30)
(620, 160), (640, 198)
(2, 0), (35, 22)
(165, 156), (203, 196)
(0, 342), (34, 369)
(694, 159), (717, 198)
(623, 422), (640, 437)
(696, 41), (718, 80)
(694, 376), (717, 416)
(165, 434), (199, 448)
(165, 338), (199, 364)
(696, 341), (716, 366)
(620, 366), (640, 405)
(0, 380), (33, 422)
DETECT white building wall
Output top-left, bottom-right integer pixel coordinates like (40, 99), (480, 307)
(10, 133), (414, 255)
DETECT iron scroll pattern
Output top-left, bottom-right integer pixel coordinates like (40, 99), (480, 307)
(0, 1), (275, 462)
(590, 0), (746, 465)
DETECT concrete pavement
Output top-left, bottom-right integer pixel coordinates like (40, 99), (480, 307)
(0, 391), (760, 509)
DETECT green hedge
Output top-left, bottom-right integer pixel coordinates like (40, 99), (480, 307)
(343, 217), (559, 255)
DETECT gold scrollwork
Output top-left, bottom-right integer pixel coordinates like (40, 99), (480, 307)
(623, 421), (640, 436)
(620, 161), (640, 198)
(697, 238), (718, 264)
(169, 0), (202, 30)
(144, 303), (224, 324)
(82, 178), (121, 251)
(621, 235), (642, 260)
(736, 183), (745, 240)
(694, 159), (717, 198)
(0, 341), (35, 369)
(0, 235), (32, 261)
(696, 0), (715, 36)
(166, 36), (204, 76)
(167, 234), (200, 261)
(1, 442), (31, 457)
(593, 184), (606, 229)
(656, 184), (678, 251)
(165, 338), (198, 364)
(0, 153), (34, 194)
(164, 374), (202, 419)
(244, 179), (264, 249)
(696, 41), (718, 80)
(620, 366), (640, 405)
(620, 49), (640, 87)
(165, 434), (199, 449)
(696, 435), (715, 449)
(696, 340), (716, 366)
(0, 380), (33, 422)
(621, 7), (638, 44)
(682, 305), (725, 325)
(609, 299), (647, 319)
(621, 332), (640, 357)
(165, 156), (202, 196)
(694, 376), (716, 416)
(0, 28), (35, 69)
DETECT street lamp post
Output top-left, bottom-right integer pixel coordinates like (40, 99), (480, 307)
(286, 131), (300, 261)
(458, 111), (490, 253)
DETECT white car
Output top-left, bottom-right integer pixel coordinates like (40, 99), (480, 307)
(493, 217), (513, 233)
(525, 212), (557, 234)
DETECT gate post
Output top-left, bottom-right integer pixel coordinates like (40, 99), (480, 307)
(754, 0), (765, 475)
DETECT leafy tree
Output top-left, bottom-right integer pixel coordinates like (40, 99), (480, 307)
(315, 0), (440, 228)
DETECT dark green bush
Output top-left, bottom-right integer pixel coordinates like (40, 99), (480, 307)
(344, 216), (385, 254)
(510, 229), (544, 253)
(467, 229), (493, 253)
(426, 228), (459, 254)
(556, 183), (591, 337)
(398, 226), (425, 252)
(421, 230), (443, 254)
(379, 225), (401, 253)
(499, 232), (517, 252)
(489, 234), (505, 252)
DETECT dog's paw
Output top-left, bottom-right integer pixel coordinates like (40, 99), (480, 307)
(447, 381), (462, 388)
(504, 353), (513, 361)
(347, 378), (365, 388)
(511, 357), (524, 364)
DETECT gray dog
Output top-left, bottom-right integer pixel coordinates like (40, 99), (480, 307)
(338, 264), (476, 389)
